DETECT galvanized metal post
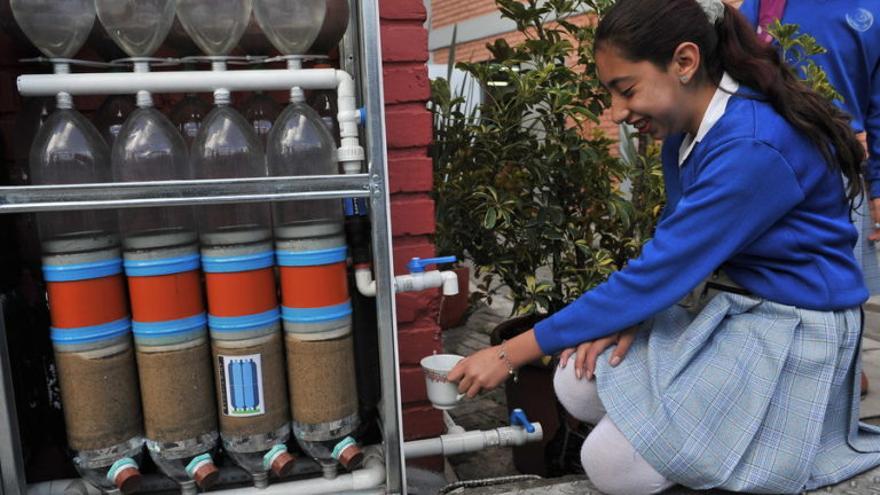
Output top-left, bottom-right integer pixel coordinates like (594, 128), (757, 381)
(357, 0), (408, 493)
(0, 298), (27, 495)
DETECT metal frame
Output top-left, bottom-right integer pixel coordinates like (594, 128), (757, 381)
(0, 175), (370, 213)
(357, 0), (407, 493)
(0, 299), (27, 495)
(0, 2), (407, 494)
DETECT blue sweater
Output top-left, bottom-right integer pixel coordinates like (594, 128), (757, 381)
(534, 94), (868, 354)
(740, 0), (880, 197)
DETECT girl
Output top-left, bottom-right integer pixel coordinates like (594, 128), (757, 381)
(448, 0), (880, 493)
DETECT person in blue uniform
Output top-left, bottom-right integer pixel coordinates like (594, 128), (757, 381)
(737, 0), (880, 396)
(448, 0), (880, 493)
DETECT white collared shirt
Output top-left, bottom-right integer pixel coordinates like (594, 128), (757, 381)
(678, 72), (740, 166)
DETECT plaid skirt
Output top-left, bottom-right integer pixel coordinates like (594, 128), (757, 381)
(594, 293), (880, 493)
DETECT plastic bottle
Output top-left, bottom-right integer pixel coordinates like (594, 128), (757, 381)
(31, 102), (145, 493)
(266, 87), (363, 474)
(110, 86), (220, 493)
(191, 95), (295, 487)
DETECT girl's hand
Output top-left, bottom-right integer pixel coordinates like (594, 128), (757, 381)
(558, 325), (639, 380)
(447, 345), (512, 398)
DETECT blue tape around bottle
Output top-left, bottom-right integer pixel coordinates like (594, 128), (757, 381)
(276, 246), (347, 267)
(208, 308), (281, 332)
(124, 253), (200, 277)
(201, 251), (274, 273)
(51, 318), (131, 345)
(132, 313), (207, 338)
(42, 258), (123, 282)
(281, 301), (352, 323)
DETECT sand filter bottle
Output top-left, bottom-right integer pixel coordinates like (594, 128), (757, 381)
(31, 99), (144, 494)
(190, 91), (295, 487)
(108, 90), (220, 493)
(266, 87), (363, 474)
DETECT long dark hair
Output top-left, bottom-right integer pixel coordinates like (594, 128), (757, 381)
(595, 0), (865, 205)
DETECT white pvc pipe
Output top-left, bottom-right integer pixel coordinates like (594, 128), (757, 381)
(218, 454), (385, 495)
(17, 69), (340, 96)
(355, 267), (461, 297)
(403, 422), (543, 459)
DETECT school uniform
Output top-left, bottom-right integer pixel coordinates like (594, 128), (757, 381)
(740, 0), (880, 292)
(540, 74), (880, 492)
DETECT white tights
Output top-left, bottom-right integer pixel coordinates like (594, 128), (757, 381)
(553, 364), (675, 495)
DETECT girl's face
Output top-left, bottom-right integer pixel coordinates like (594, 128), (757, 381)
(595, 44), (696, 140)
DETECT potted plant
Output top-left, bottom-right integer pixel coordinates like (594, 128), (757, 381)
(429, 0), (665, 475)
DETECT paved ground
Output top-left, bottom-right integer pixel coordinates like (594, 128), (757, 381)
(435, 289), (880, 494)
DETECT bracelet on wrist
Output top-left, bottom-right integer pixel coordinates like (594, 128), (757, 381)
(498, 340), (519, 383)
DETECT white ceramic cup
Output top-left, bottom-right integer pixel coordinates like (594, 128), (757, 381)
(420, 353), (465, 410)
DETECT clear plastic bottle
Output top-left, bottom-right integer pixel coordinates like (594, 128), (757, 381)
(308, 0), (350, 55)
(31, 101), (146, 493)
(170, 93), (211, 149)
(94, 94), (136, 147)
(240, 91), (281, 148)
(266, 91), (362, 473)
(110, 91), (220, 493)
(192, 97), (295, 486)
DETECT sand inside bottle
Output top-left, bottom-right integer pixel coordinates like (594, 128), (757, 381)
(136, 337), (217, 443)
(286, 333), (358, 425)
(212, 331), (289, 438)
(55, 343), (143, 452)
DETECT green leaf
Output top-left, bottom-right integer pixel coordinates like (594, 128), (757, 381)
(483, 208), (498, 229)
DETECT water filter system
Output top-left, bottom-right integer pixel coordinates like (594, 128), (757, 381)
(0, 1), (545, 494)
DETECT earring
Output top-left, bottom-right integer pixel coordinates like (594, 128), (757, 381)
(680, 75), (689, 83)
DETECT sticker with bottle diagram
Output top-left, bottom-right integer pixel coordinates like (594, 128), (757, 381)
(217, 354), (266, 417)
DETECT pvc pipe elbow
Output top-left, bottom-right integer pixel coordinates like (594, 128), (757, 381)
(440, 270), (460, 296)
(355, 266), (377, 297)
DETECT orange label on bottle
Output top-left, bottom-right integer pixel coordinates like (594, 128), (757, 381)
(128, 270), (205, 323)
(47, 275), (128, 328)
(205, 268), (278, 317)
(280, 263), (349, 309)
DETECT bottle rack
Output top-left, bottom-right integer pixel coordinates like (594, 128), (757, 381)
(0, 0), (407, 493)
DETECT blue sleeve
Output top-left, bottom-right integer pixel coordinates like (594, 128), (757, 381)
(865, 61), (880, 198)
(739, 0), (759, 26)
(533, 139), (805, 354)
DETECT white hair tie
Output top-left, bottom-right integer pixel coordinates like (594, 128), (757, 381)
(695, 0), (725, 24)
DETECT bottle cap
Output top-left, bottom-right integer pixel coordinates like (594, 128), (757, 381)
(114, 467), (142, 494)
(270, 451), (296, 477)
(193, 462), (220, 489)
(337, 443), (364, 470)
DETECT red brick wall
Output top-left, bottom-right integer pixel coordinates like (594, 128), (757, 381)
(380, 0), (446, 451)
